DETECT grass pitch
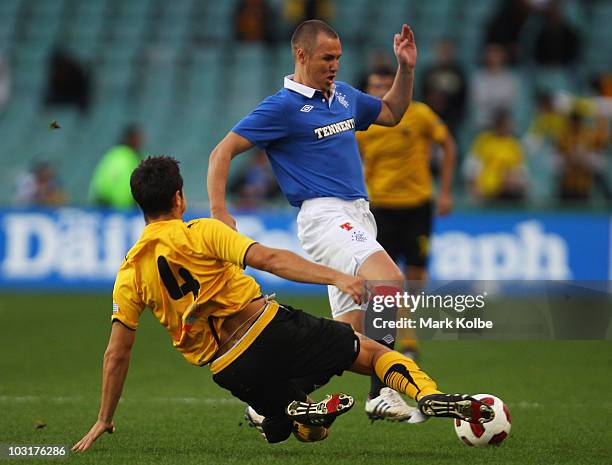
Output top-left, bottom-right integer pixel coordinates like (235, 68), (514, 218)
(1, 293), (610, 465)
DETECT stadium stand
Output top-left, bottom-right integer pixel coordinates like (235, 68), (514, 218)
(0, 0), (610, 207)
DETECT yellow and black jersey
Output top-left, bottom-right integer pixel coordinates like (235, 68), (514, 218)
(111, 218), (261, 366)
(357, 101), (449, 208)
(469, 131), (524, 197)
(557, 123), (608, 197)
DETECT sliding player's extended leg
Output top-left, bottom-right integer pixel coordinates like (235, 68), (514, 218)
(350, 334), (495, 425)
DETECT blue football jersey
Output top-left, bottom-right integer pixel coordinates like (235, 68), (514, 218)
(232, 76), (382, 207)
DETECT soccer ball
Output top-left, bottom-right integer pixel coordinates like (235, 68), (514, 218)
(454, 394), (511, 447)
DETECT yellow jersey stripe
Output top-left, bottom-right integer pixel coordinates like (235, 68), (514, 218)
(209, 302), (279, 374)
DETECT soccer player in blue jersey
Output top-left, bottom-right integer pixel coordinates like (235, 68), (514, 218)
(208, 20), (418, 422)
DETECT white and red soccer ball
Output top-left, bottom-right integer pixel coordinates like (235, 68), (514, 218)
(454, 394), (511, 447)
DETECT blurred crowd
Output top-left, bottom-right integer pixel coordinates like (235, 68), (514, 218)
(378, 0), (610, 206)
(2, 0), (610, 209)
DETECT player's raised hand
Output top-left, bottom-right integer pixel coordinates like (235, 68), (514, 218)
(334, 274), (366, 305)
(393, 24), (417, 69)
(72, 419), (115, 452)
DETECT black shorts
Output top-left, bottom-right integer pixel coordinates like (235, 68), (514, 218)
(372, 202), (433, 268)
(212, 304), (359, 442)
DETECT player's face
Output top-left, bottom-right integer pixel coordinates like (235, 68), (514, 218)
(306, 34), (342, 94)
(366, 74), (394, 98)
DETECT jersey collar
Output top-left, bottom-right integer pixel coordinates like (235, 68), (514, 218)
(284, 75), (336, 104)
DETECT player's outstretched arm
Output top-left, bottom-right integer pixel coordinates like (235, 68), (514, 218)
(376, 24), (417, 127)
(72, 322), (135, 452)
(245, 243), (366, 304)
(207, 132), (255, 230)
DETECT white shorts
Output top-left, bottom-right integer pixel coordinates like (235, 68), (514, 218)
(297, 197), (384, 318)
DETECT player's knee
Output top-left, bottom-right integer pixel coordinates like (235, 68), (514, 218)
(261, 416), (293, 444)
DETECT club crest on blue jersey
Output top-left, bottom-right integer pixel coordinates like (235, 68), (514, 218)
(336, 92), (349, 109)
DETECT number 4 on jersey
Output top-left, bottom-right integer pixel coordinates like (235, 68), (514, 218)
(157, 256), (200, 300)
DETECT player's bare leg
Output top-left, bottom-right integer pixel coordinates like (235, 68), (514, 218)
(352, 250), (417, 421)
(350, 334), (495, 424)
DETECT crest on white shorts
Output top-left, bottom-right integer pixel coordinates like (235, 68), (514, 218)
(351, 230), (367, 242)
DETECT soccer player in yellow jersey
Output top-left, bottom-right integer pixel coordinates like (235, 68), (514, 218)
(72, 156), (493, 451)
(358, 66), (456, 282)
(465, 109), (527, 202)
(357, 66), (456, 359)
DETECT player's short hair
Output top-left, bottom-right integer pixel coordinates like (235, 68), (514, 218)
(130, 156), (183, 217)
(291, 20), (338, 57)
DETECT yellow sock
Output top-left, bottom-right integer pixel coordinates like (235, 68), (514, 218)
(374, 351), (441, 401)
(292, 422), (329, 442)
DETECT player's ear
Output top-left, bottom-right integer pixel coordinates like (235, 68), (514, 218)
(296, 48), (307, 64)
(180, 189), (187, 212)
(173, 190), (182, 209)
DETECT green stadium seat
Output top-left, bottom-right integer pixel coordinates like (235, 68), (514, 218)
(332, 0), (369, 42)
(532, 68), (576, 94)
(461, 0), (501, 20)
(109, 0), (152, 17)
(0, 8), (18, 34)
(153, 14), (190, 44)
(65, 13), (105, 43)
(63, 36), (99, 63)
(26, 0), (65, 18)
(0, 0), (22, 15)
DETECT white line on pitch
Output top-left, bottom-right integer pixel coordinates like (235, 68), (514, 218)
(0, 395), (241, 405)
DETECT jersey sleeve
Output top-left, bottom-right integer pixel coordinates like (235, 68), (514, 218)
(423, 105), (449, 143)
(231, 95), (288, 149)
(353, 87), (382, 131)
(111, 264), (145, 330)
(470, 133), (487, 159)
(193, 219), (257, 268)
